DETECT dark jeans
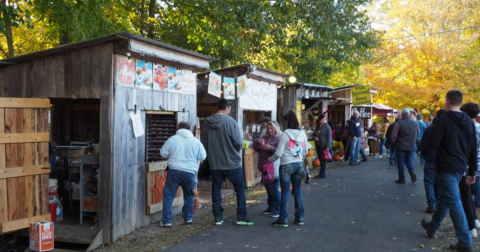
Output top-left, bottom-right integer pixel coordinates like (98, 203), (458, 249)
(211, 167), (248, 221)
(264, 179), (280, 214)
(423, 162), (437, 208)
(279, 162), (304, 223)
(396, 150), (415, 179)
(162, 169), (196, 224)
(459, 176), (478, 230)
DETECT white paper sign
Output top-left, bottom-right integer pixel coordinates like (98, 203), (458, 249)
(239, 80), (277, 111)
(129, 112), (145, 138)
(181, 70), (196, 95)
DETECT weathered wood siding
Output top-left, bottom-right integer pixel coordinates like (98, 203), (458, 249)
(0, 43), (115, 243)
(111, 86), (196, 241)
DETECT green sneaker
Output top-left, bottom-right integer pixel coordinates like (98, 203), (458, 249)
(215, 219), (224, 226)
(271, 220), (288, 228)
(294, 219), (304, 225)
(236, 219), (254, 226)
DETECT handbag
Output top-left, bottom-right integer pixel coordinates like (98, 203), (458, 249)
(321, 148), (332, 161)
(262, 159), (275, 184)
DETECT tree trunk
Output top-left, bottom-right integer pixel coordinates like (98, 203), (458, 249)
(1, 0), (15, 58)
(147, 0), (156, 39)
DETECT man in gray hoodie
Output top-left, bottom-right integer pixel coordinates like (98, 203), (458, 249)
(201, 99), (254, 226)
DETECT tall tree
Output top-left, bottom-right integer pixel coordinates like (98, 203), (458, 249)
(363, 0), (480, 115)
(0, 0), (31, 58)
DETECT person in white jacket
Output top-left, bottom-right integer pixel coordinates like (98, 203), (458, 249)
(269, 110), (308, 228)
(159, 122), (206, 227)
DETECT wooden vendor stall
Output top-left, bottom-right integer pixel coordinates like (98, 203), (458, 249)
(197, 64), (286, 188)
(0, 32), (215, 246)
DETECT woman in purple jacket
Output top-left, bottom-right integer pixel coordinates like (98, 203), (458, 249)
(253, 121), (282, 217)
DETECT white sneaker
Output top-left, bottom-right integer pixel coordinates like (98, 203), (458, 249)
(471, 228), (478, 238)
(475, 219), (480, 229)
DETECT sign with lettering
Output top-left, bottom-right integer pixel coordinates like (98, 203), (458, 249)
(239, 79), (277, 110)
(352, 106), (372, 119)
(352, 86), (372, 105)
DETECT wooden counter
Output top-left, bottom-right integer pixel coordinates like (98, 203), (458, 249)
(243, 149), (260, 188)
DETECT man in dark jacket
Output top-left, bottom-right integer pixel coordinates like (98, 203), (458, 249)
(391, 108), (419, 184)
(421, 89), (478, 252)
(348, 110), (362, 165)
(201, 99), (254, 226)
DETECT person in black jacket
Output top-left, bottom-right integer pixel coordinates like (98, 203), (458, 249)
(421, 89), (478, 252)
(386, 118), (399, 165)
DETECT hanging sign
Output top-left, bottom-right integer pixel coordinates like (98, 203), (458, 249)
(167, 67), (183, 94)
(223, 77), (235, 100)
(351, 106), (372, 119)
(129, 112), (145, 138)
(136, 60), (153, 90)
(352, 85), (371, 105)
(236, 75), (247, 97)
(208, 71), (222, 98)
(115, 55), (135, 87)
(181, 70), (196, 95)
(153, 65), (168, 91)
(239, 80), (277, 111)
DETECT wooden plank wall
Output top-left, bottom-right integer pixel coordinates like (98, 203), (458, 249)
(111, 86), (196, 241)
(0, 43), (114, 241)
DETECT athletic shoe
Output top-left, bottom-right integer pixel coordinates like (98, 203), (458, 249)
(421, 219), (436, 239)
(159, 221), (172, 228)
(215, 219), (224, 226)
(294, 219), (305, 225)
(270, 213), (279, 218)
(262, 209), (272, 215)
(425, 206), (435, 214)
(185, 220), (193, 225)
(410, 172), (417, 183)
(271, 220), (288, 228)
(236, 219), (254, 226)
(395, 178), (406, 184)
(471, 228), (478, 238)
(475, 219), (480, 229)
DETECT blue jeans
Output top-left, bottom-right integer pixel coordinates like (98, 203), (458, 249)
(427, 172), (472, 248)
(379, 138), (386, 155)
(264, 179), (280, 214)
(360, 149), (367, 161)
(319, 158), (327, 177)
(389, 145), (396, 164)
(423, 162), (437, 208)
(162, 169), (196, 224)
(279, 162), (304, 223)
(416, 139), (425, 165)
(211, 167), (248, 221)
(396, 150), (415, 179)
(349, 137), (360, 164)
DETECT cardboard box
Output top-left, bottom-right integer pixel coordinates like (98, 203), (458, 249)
(29, 222), (54, 251)
(83, 196), (98, 211)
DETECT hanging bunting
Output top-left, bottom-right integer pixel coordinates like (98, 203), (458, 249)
(208, 71), (222, 98)
(223, 77), (235, 100)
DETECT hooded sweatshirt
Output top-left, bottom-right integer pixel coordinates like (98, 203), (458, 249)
(269, 129), (308, 165)
(200, 113), (243, 170)
(428, 111), (478, 176)
(160, 128), (207, 174)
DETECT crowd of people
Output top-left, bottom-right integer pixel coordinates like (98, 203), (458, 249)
(156, 89), (479, 251)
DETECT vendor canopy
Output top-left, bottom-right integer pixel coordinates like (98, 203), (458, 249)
(372, 103), (397, 117)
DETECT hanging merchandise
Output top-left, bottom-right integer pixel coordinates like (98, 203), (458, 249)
(207, 71), (222, 98)
(223, 77), (235, 99)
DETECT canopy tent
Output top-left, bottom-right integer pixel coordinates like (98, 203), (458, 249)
(372, 103), (397, 117)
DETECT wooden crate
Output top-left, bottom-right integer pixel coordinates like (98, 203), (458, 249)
(0, 98), (51, 234)
(145, 161), (183, 215)
(243, 149), (259, 188)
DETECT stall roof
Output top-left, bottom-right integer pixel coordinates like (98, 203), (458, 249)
(0, 31), (217, 66)
(199, 63), (287, 77)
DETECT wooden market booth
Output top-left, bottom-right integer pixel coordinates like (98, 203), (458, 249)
(196, 64), (286, 188)
(0, 32), (215, 246)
